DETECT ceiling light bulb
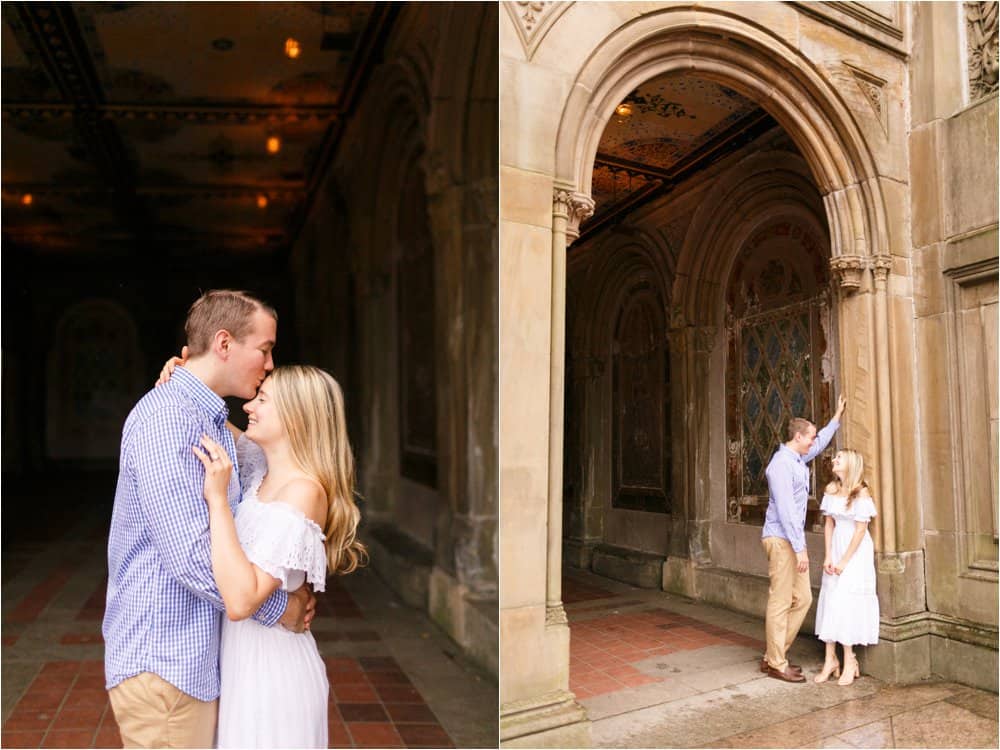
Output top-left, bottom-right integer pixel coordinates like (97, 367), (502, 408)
(21, 193), (33, 206)
(256, 195), (268, 209)
(266, 136), (281, 154)
(615, 102), (634, 117)
(284, 38), (301, 59)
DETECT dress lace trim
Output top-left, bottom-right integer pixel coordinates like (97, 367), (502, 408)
(820, 493), (877, 521)
(235, 434), (328, 591)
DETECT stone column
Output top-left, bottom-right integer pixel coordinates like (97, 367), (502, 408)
(423, 159), (500, 675)
(498, 184), (592, 747)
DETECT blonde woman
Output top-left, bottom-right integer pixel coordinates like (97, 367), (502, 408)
(163, 358), (365, 747)
(813, 449), (879, 686)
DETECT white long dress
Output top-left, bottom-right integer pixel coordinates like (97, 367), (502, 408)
(217, 435), (329, 749)
(814, 493), (880, 646)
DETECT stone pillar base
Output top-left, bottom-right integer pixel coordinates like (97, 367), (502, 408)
(862, 633), (931, 684)
(500, 690), (591, 748)
(869, 611), (999, 690)
(428, 567), (498, 677)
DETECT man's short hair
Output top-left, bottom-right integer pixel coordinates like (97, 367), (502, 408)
(787, 417), (814, 442)
(184, 290), (277, 356)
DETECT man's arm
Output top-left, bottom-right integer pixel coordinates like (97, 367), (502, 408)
(804, 395), (847, 463)
(766, 459), (807, 553)
(133, 408), (288, 626)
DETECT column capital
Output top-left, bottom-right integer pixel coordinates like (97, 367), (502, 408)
(870, 255), (894, 288)
(829, 254), (866, 292)
(553, 188), (595, 241)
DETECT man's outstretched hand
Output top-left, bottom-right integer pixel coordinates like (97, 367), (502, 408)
(834, 394), (847, 421)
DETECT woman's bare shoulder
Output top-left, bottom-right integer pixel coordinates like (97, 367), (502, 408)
(276, 477), (328, 527)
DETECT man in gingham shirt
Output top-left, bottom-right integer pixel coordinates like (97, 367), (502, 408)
(103, 290), (315, 748)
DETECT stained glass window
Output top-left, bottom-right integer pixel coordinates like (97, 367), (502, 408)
(725, 222), (834, 527)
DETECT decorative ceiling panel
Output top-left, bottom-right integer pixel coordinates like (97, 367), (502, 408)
(583, 73), (778, 240)
(1, 1), (389, 257)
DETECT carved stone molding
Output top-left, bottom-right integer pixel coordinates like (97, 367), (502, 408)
(545, 603), (569, 625)
(693, 326), (717, 354)
(830, 254), (866, 292)
(871, 255), (894, 288)
(966, 2), (999, 101)
(844, 62), (888, 135)
(553, 188), (595, 241)
(504, 2), (573, 60)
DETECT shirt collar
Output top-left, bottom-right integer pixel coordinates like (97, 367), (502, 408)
(172, 366), (229, 427)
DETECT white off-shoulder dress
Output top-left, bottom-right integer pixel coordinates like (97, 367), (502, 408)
(217, 435), (329, 749)
(814, 493), (880, 646)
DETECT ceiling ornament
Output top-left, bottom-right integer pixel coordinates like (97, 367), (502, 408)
(966, 1), (999, 101)
(843, 62), (888, 136)
(504, 1), (572, 61)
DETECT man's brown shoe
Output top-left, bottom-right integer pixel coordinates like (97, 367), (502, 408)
(765, 664), (806, 683)
(760, 658), (801, 674)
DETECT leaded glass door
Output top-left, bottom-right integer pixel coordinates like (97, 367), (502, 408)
(724, 221), (834, 528)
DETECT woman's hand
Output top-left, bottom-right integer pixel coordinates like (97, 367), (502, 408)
(155, 345), (189, 387)
(832, 562), (845, 575)
(192, 434), (232, 506)
(823, 557), (835, 575)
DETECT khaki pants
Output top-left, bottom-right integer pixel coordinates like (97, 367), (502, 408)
(108, 672), (217, 749)
(762, 536), (812, 672)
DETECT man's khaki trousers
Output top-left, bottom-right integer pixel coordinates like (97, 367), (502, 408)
(762, 536), (812, 672)
(108, 672), (217, 749)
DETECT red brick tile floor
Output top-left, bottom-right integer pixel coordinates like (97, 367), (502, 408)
(563, 567), (998, 748)
(2, 482), (496, 749)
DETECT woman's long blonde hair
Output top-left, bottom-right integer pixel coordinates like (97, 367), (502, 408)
(833, 449), (869, 509)
(268, 365), (367, 575)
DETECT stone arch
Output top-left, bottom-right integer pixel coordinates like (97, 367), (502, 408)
(547, 7), (900, 614)
(675, 149), (830, 326)
(554, 7), (889, 261)
(565, 230), (676, 566)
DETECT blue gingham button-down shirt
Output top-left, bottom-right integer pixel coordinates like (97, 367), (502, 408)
(761, 419), (839, 553)
(103, 366), (288, 701)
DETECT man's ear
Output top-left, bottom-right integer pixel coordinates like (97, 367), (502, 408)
(212, 329), (233, 359)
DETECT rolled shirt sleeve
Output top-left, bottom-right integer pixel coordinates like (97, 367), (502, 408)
(803, 418), (840, 464)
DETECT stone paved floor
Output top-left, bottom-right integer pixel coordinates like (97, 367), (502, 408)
(1, 473), (497, 749)
(564, 568), (998, 749)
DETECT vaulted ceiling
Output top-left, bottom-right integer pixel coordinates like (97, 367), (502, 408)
(2, 2), (394, 259)
(582, 73), (781, 240)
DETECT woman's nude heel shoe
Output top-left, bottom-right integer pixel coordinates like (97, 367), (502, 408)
(814, 661), (841, 683)
(838, 656), (860, 686)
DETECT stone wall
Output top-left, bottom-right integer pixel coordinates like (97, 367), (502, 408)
(288, 2), (499, 678)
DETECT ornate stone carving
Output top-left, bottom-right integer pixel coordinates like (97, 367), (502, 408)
(504, 2), (571, 60)
(553, 188), (595, 241)
(967, 2), (999, 100)
(870, 255), (894, 288)
(844, 63), (888, 136)
(545, 603), (568, 625)
(830, 255), (866, 292)
(694, 326), (717, 354)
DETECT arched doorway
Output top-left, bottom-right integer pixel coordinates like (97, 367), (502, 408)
(501, 6), (901, 746)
